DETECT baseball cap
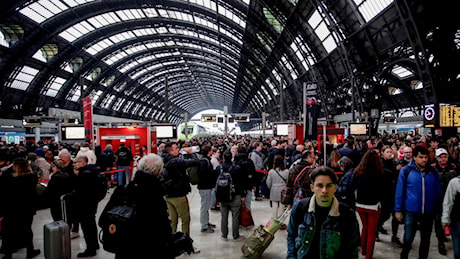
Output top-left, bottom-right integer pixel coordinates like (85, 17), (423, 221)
(435, 148), (448, 157)
(43, 145), (49, 150)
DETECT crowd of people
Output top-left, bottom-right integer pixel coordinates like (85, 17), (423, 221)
(0, 131), (459, 258)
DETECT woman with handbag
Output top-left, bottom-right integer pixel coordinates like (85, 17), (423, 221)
(266, 155), (288, 227)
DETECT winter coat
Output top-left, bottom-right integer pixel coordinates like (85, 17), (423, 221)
(395, 160), (442, 215)
(287, 196), (360, 259)
(63, 164), (101, 217)
(99, 171), (174, 259)
(216, 161), (245, 196)
(197, 156), (216, 190)
(44, 171), (74, 221)
(162, 153), (199, 197)
(283, 160), (314, 206)
(76, 147), (97, 165)
(266, 167), (288, 202)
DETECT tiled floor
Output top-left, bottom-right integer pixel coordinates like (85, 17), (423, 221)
(0, 185), (454, 259)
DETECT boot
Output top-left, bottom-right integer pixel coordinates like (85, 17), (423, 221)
(391, 235), (403, 248)
(26, 248), (40, 259)
(438, 243), (447, 256)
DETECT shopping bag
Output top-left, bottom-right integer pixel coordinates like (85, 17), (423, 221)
(240, 199), (254, 227)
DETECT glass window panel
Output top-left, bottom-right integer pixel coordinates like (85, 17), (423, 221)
(322, 35), (337, 53)
(8, 66), (39, 90)
(354, 0), (393, 22)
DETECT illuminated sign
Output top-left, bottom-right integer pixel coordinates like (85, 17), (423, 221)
(201, 114), (217, 122)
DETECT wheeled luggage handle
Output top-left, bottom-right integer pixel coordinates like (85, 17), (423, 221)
(61, 200), (67, 223)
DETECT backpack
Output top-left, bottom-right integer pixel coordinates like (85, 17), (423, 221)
(188, 158), (210, 185)
(159, 161), (188, 195)
(98, 184), (136, 253)
(96, 172), (108, 202)
(215, 165), (234, 202)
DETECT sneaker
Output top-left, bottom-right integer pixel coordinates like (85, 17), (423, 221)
(210, 207), (220, 211)
(192, 247), (200, 254)
(279, 224), (287, 230)
(232, 235), (245, 242)
(375, 234), (380, 242)
(391, 236), (403, 248)
(71, 232), (80, 239)
(220, 236), (228, 241)
(201, 228), (215, 233)
(77, 250), (96, 257)
(208, 223), (216, 228)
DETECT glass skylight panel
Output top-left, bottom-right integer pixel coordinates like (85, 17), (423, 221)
(110, 31), (135, 43)
(59, 21), (94, 42)
(19, 0), (62, 24)
(323, 35), (337, 53)
(92, 90), (103, 104)
(32, 50), (47, 62)
(8, 66), (39, 91)
(391, 65), (413, 79)
(218, 3), (246, 28)
(266, 78), (279, 96)
(353, 0), (393, 23)
(116, 9), (145, 20)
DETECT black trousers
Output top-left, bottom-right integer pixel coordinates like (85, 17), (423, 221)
(78, 213), (99, 251)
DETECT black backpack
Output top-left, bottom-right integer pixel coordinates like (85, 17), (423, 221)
(215, 165), (234, 202)
(98, 184), (135, 253)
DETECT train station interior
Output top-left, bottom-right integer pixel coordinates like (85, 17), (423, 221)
(1, 0), (460, 259)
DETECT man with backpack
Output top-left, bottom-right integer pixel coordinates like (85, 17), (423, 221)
(216, 150), (245, 242)
(283, 150), (316, 208)
(197, 145), (216, 233)
(234, 145), (257, 210)
(161, 142), (200, 253)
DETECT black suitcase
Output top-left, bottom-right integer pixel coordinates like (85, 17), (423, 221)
(44, 200), (71, 258)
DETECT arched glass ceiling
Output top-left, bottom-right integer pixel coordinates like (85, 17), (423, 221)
(2, 0), (426, 124)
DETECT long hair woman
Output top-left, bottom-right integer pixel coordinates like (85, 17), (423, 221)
(0, 158), (41, 258)
(354, 149), (384, 258)
(266, 155), (289, 220)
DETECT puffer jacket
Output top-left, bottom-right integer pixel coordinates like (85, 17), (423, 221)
(395, 159), (442, 215)
(287, 196), (360, 259)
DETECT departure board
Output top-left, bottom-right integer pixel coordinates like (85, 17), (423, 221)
(439, 103), (460, 127)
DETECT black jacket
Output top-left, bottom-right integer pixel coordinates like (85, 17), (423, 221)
(234, 153), (257, 190)
(162, 153), (199, 197)
(99, 171), (174, 259)
(0, 173), (38, 217)
(216, 161), (245, 196)
(197, 156), (216, 190)
(64, 164), (101, 216)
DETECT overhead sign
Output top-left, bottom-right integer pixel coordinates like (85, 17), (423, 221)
(424, 103), (438, 128)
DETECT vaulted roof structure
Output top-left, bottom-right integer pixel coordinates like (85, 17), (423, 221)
(1, 0), (459, 128)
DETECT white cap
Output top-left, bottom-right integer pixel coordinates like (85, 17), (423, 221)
(43, 145), (49, 150)
(435, 148), (448, 157)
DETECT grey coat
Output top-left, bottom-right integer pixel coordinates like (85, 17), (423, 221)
(266, 168), (288, 202)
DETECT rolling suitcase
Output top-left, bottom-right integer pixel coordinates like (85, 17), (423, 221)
(44, 200), (71, 259)
(241, 209), (290, 258)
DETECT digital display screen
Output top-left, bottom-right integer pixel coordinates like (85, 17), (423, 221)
(63, 126), (85, 140)
(156, 125), (175, 138)
(276, 124), (289, 136)
(349, 123), (368, 135)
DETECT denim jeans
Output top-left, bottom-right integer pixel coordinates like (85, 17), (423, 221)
(220, 195), (242, 239)
(199, 189), (212, 230)
(210, 187), (217, 208)
(244, 190), (252, 210)
(400, 211), (434, 259)
(451, 220), (460, 258)
(116, 166), (130, 186)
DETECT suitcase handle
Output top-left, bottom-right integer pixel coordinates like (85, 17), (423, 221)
(61, 200), (67, 223)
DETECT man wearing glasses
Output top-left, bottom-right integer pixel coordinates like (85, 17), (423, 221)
(397, 147), (413, 171)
